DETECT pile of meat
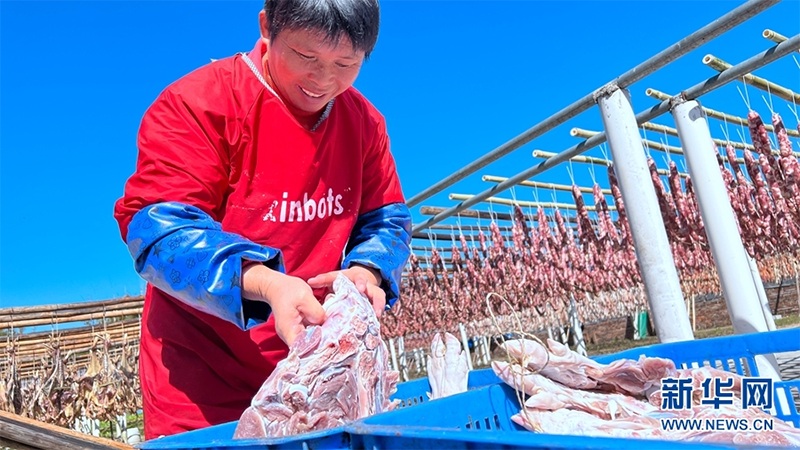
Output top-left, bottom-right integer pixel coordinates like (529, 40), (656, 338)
(233, 274), (399, 439)
(495, 338), (800, 447)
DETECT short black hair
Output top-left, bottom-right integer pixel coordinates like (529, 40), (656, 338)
(263, 0), (380, 59)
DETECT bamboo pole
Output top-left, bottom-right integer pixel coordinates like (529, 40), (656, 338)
(426, 223), (515, 232)
(0, 301), (144, 324)
(13, 344), (137, 365)
(448, 194), (617, 211)
(703, 54), (800, 104)
(16, 346), (139, 370)
(6, 330), (140, 352)
(12, 343), (138, 365)
(418, 206), (581, 225)
(2, 326), (141, 350)
(419, 206), (515, 222)
(639, 122), (763, 153)
(0, 309), (143, 329)
(9, 340), (138, 359)
(411, 232), (461, 242)
(411, 246), (459, 253)
(17, 355), (135, 380)
(646, 88), (800, 138)
(11, 339), (139, 358)
(571, 127), (747, 164)
(5, 337), (139, 357)
(533, 150), (689, 179)
(3, 319), (141, 342)
(482, 175), (612, 195)
(532, 149), (611, 166)
(762, 29), (799, 54)
(0, 296), (143, 317)
(12, 342), (137, 363)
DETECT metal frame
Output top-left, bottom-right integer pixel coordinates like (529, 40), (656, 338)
(413, 32), (800, 233)
(407, 0), (779, 209)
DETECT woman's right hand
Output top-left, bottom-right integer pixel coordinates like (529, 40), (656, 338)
(241, 264), (326, 346)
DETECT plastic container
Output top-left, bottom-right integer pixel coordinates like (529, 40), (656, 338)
(592, 327), (800, 428)
(352, 384), (785, 450)
(392, 366), (502, 407)
(351, 328), (800, 449)
(138, 328), (799, 449)
(138, 422), (351, 450)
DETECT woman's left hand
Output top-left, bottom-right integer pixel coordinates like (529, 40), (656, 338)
(308, 264), (385, 317)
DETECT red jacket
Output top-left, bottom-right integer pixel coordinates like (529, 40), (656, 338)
(114, 40), (406, 438)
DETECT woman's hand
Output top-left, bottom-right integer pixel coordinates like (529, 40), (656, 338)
(241, 264), (326, 346)
(307, 264), (385, 317)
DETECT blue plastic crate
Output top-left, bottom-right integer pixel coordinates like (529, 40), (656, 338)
(137, 422), (351, 450)
(348, 328), (799, 449)
(136, 364), (469, 449)
(593, 327), (800, 427)
(138, 329), (799, 449)
(350, 383), (785, 450)
(393, 366), (502, 407)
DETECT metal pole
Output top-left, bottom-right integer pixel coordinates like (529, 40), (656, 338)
(748, 252), (777, 332)
(481, 335), (490, 365)
(671, 98), (782, 380)
(458, 323), (474, 371)
(397, 336), (408, 381)
(569, 296), (587, 356)
(672, 98), (768, 335)
(406, 0), (778, 207)
(388, 338), (399, 375)
(412, 34), (800, 233)
(597, 85), (693, 344)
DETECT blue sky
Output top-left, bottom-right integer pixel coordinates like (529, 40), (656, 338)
(1, 1), (799, 308)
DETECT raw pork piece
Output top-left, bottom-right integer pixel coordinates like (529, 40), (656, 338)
(492, 361), (657, 420)
(648, 366), (744, 407)
(233, 274), (399, 439)
(512, 403), (800, 446)
(427, 332), (469, 400)
(511, 408), (668, 440)
(502, 338), (676, 396)
(496, 342), (800, 447)
(511, 408), (800, 446)
(501, 338), (603, 390)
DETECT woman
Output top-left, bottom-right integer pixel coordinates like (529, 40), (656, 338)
(114, 0), (410, 438)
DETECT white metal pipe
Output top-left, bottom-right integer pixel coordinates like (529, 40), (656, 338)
(672, 99), (768, 335)
(473, 337), (482, 365)
(671, 99), (782, 381)
(388, 338), (399, 375)
(569, 296), (587, 356)
(597, 86), (693, 344)
(747, 255), (777, 331)
(480, 336), (492, 366)
(558, 326), (569, 346)
(398, 336), (409, 381)
(484, 335), (492, 364)
(458, 323), (474, 371)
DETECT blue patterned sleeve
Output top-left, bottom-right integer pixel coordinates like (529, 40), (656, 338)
(126, 201), (284, 329)
(342, 203), (412, 307)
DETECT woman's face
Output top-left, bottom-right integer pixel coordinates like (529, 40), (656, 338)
(260, 12), (365, 116)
